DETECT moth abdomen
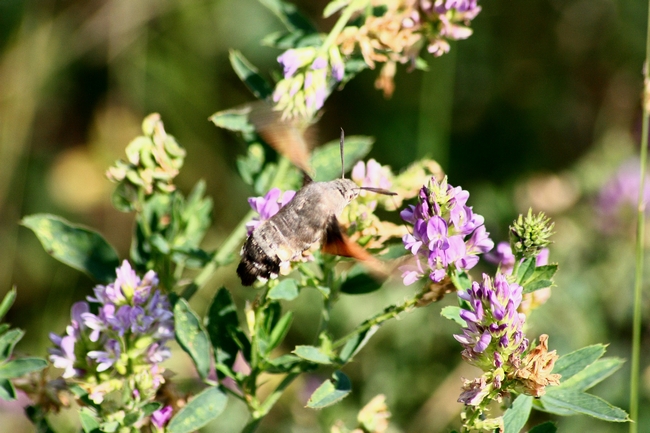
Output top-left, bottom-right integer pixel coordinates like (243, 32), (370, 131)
(237, 235), (281, 286)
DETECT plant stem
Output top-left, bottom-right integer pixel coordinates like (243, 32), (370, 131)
(630, 4), (650, 427)
(321, 0), (368, 52)
(181, 157), (293, 299)
(332, 293), (422, 349)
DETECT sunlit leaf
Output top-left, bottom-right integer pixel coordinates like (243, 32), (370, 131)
(258, 0), (317, 33)
(268, 279), (300, 300)
(0, 357), (47, 379)
(174, 299), (211, 380)
(540, 390), (629, 422)
(338, 325), (378, 363)
(293, 345), (332, 364)
(440, 306), (465, 327)
(306, 371), (352, 409)
(553, 344), (606, 381)
(167, 387), (228, 433)
(556, 357), (624, 392)
(0, 329), (24, 362)
(22, 214), (120, 283)
(503, 394), (532, 433)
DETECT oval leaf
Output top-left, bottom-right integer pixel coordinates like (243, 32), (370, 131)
(229, 50), (273, 100)
(268, 279), (299, 301)
(174, 299), (211, 380)
(340, 266), (383, 295)
(0, 357), (47, 379)
(21, 214), (120, 283)
(0, 288), (16, 322)
(293, 345), (332, 364)
(503, 394), (532, 433)
(306, 371), (352, 409)
(167, 387), (228, 433)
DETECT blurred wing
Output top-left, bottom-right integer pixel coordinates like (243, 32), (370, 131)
(322, 216), (388, 278)
(247, 102), (315, 175)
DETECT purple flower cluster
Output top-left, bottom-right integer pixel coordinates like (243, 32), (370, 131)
(400, 177), (493, 285)
(454, 273), (528, 404)
(273, 46), (345, 118)
(420, 0), (481, 55)
(49, 261), (174, 387)
(246, 187), (296, 234)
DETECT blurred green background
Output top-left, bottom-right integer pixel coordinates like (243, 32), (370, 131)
(1, 0), (649, 431)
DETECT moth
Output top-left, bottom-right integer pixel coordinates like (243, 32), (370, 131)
(237, 129), (395, 286)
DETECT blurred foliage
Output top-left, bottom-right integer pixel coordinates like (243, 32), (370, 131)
(0, 0), (649, 432)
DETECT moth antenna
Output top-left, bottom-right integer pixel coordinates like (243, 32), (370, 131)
(340, 127), (345, 179)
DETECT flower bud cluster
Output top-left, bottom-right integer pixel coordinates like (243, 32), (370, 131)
(106, 113), (185, 196)
(399, 176), (493, 285)
(49, 261), (174, 405)
(273, 46), (345, 119)
(509, 209), (554, 260)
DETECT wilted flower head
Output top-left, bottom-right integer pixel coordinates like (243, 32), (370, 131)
(49, 261), (174, 404)
(512, 334), (561, 397)
(106, 114), (185, 200)
(399, 176), (493, 286)
(246, 187), (296, 234)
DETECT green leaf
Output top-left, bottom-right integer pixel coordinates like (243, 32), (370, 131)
(340, 266), (383, 294)
(258, 0), (317, 33)
(79, 408), (101, 433)
(268, 279), (300, 300)
(450, 270), (471, 291)
(540, 390), (629, 421)
(556, 357), (624, 392)
(0, 357), (47, 379)
(0, 378), (16, 400)
(206, 288), (250, 371)
(209, 106), (255, 133)
(293, 345), (332, 364)
(311, 136), (374, 181)
(261, 31), (322, 49)
(338, 325), (378, 363)
(229, 50), (273, 100)
(0, 288), (16, 322)
(440, 306), (465, 327)
(237, 143), (265, 185)
(100, 421), (119, 432)
(306, 371), (352, 409)
(22, 214), (120, 283)
(516, 257), (536, 286)
(0, 329), (24, 361)
(522, 264), (557, 294)
(503, 394), (532, 433)
(267, 354), (302, 373)
(167, 387), (228, 433)
(323, 0), (351, 18)
(111, 182), (137, 212)
(267, 311), (293, 354)
(174, 299), (211, 380)
(553, 344), (606, 381)
(528, 422), (557, 433)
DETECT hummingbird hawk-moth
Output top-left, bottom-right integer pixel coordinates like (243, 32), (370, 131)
(237, 128), (395, 286)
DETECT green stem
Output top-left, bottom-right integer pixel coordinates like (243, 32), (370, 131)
(629, 3), (650, 428)
(321, 0), (369, 52)
(332, 293), (422, 349)
(181, 157), (293, 299)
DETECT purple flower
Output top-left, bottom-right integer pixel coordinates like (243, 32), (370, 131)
(246, 188), (296, 234)
(277, 49), (304, 78)
(151, 405), (173, 429)
(454, 273), (527, 372)
(399, 177), (493, 285)
(49, 261), (174, 395)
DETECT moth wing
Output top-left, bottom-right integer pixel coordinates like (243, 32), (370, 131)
(247, 102), (315, 175)
(322, 217), (388, 278)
